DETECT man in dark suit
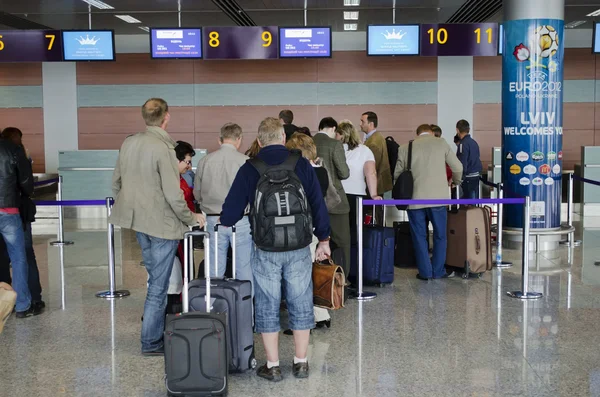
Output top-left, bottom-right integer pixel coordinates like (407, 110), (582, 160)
(312, 117), (351, 277)
(279, 109), (298, 141)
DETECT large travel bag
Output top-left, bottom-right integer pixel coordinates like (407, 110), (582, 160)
(350, 207), (395, 285)
(164, 230), (229, 397)
(188, 224), (256, 373)
(446, 206), (492, 279)
(393, 221), (429, 268)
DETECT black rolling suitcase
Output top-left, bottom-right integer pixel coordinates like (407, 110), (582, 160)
(164, 230), (229, 396)
(188, 224), (256, 373)
(393, 221), (429, 268)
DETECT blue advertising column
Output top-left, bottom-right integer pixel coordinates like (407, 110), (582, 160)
(502, 0), (564, 230)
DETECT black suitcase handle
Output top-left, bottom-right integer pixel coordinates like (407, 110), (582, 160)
(213, 223), (237, 279)
(183, 230), (210, 313)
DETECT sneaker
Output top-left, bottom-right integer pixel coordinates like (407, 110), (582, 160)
(416, 274), (431, 281)
(16, 304), (43, 318)
(32, 301), (46, 311)
(256, 363), (283, 382)
(441, 271), (456, 279)
(142, 345), (164, 356)
(292, 361), (309, 379)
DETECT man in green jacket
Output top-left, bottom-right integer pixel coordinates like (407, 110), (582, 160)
(313, 117), (351, 277)
(110, 98), (205, 356)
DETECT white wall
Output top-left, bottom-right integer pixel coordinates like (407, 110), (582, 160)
(437, 57), (474, 146)
(42, 63), (78, 173)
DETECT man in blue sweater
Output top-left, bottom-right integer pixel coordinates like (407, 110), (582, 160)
(220, 117), (331, 382)
(456, 119), (482, 199)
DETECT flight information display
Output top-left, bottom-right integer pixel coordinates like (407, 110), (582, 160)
(594, 23), (600, 53)
(367, 25), (420, 56)
(0, 30), (63, 62)
(62, 30), (115, 61)
(150, 28), (202, 59)
(279, 27), (331, 58)
(203, 26), (278, 60)
(420, 23), (498, 56)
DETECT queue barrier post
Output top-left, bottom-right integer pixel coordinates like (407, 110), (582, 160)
(96, 197), (130, 299)
(507, 195), (542, 300)
(49, 175), (74, 247)
(494, 184), (513, 268)
(560, 172), (582, 247)
(349, 196), (377, 301)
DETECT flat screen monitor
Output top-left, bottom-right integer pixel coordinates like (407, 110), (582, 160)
(367, 25), (420, 56)
(279, 27), (331, 58)
(62, 30), (115, 61)
(498, 24), (504, 55)
(150, 28), (202, 59)
(594, 23), (600, 53)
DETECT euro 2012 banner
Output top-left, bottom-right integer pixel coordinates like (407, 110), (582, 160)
(502, 19), (564, 229)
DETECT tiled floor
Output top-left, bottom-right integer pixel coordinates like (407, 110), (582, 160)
(2, 219), (600, 396)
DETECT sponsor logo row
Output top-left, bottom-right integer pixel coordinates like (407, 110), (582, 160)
(509, 163), (561, 176)
(518, 177), (555, 186)
(505, 150), (562, 162)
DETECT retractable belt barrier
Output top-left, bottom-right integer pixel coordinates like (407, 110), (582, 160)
(33, 177), (59, 187)
(355, 195), (539, 301)
(33, 188), (129, 300)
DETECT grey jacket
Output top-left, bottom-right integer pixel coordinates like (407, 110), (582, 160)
(313, 132), (350, 214)
(109, 126), (196, 240)
(394, 134), (463, 210)
(193, 143), (248, 215)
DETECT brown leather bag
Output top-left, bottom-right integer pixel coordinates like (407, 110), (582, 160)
(312, 257), (345, 310)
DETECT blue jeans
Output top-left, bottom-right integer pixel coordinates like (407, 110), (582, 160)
(24, 222), (42, 302)
(0, 213), (31, 312)
(461, 176), (480, 199)
(407, 207), (448, 279)
(253, 246), (314, 333)
(136, 232), (179, 352)
(206, 217), (253, 287)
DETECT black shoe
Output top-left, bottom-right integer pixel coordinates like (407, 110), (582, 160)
(256, 363), (283, 382)
(416, 274), (431, 281)
(32, 301), (46, 311)
(292, 361), (309, 379)
(315, 319), (331, 329)
(441, 271), (456, 279)
(16, 304), (43, 318)
(142, 345), (164, 356)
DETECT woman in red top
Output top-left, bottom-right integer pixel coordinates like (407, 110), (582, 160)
(165, 141), (196, 314)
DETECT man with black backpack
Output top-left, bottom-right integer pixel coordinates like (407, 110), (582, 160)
(220, 117), (331, 382)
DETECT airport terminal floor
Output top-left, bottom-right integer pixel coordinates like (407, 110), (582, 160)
(1, 213), (598, 397)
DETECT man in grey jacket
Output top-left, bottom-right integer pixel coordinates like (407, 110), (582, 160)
(110, 98), (205, 356)
(394, 124), (463, 280)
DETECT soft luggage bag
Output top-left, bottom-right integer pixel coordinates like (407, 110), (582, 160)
(446, 206), (492, 278)
(393, 221), (429, 268)
(164, 231), (229, 397)
(188, 224), (256, 373)
(349, 207), (394, 285)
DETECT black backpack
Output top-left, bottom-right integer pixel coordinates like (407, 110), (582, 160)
(391, 140), (414, 210)
(249, 152), (313, 252)
(385, 136), (400, 176)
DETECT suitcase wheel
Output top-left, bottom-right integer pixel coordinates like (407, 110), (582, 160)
(461, 273), (469, 280)
(249, 352), (257, 369)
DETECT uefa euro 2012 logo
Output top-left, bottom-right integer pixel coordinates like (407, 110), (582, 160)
(513, 25), (559, 72)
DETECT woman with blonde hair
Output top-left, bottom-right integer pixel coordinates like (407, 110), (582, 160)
(285, 132), (332, 332)
(245, 138), (261, 158)
(335, 121), (382, 247)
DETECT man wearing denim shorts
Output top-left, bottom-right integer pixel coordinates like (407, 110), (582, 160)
(220, 117), (331, 381)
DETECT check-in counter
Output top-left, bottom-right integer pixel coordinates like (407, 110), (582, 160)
(58, 149), (207, 217)
(578, 146), (600, 220)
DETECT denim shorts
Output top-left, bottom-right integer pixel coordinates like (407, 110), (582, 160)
(253, 246), (314, 333)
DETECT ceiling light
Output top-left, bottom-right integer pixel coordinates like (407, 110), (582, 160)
(565, 20), (587, 28)
(81, 0), (114, 10)
(344, 23), (358, 31)
(587, 9), (600, 17)
(344, 11), (359, 20)
(344, 0), (360, 6)
(115, 15), (142, 23)
(138, 26), (150, 32)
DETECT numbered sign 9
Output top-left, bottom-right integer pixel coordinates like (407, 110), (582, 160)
(420, 23), (498, 56)
(0, 30), (62, 62)
(203, 26), (278, 60)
